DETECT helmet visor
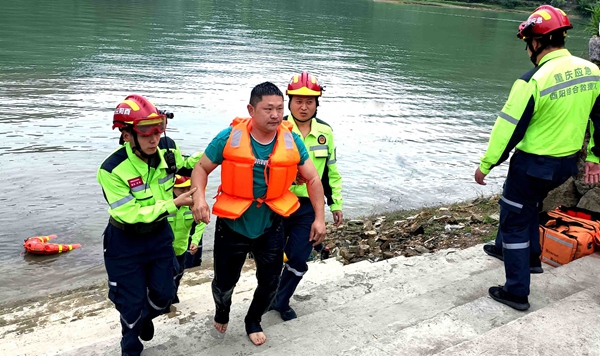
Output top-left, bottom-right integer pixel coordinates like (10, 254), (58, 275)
(517, 20), (535, 40)
(133, 117), (166, 136)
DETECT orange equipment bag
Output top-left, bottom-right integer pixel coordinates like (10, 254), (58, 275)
(539, 207), (600, 267)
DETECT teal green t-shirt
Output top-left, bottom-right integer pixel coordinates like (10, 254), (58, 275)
(205, 126), (309, 238)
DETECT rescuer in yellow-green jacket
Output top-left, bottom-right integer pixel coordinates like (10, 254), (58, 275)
(97, 94), (199, 356)
(270, 72), (343, 321)
(169, 174), (206, 304)
(474, 6), (600, 312)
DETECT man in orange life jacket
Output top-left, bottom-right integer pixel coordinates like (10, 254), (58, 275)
(191, 82), (326, 346)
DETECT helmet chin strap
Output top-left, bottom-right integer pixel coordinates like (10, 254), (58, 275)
(527, 39), (546, 66)
(293, 114), (314, 123)
(130, 131), (156, 160)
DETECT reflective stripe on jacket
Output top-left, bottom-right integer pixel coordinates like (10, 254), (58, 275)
(167, 206), (206, 256)
(97, 137), (200, 224)
(480, 49), (600, 174)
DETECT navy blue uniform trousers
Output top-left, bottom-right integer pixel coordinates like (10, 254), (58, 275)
(183, 237), (203, 269)
(173, 254), (185, 304)
(103, 220), (175, 356)
(494, 150), (577, 296)
(272, 198), (316, 311)
(174, 236), (204, 303)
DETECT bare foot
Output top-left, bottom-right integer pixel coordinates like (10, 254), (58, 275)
(248, 331), (267, 345)
(214, 321), (228, 333)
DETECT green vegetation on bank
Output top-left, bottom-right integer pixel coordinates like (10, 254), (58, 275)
(383, 0), (600, 16)
(586, 3), (600, 35)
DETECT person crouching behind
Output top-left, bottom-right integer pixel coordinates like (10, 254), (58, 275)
(169, 174), (206, 304)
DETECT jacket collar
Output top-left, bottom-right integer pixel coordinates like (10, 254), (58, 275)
(288, 114), (318, 138)
(539, 48), (570, 66)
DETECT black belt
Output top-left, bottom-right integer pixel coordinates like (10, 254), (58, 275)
(109, 216), (166, 235)
(516, 150), (578, 161)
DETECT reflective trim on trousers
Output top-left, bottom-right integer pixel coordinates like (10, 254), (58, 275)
(120, 311), (143, 330)
(500, 196), (523, 210)
(147, 290), (168, 311)
(502, 241), (530, 249)
(285, 263), (306, 277)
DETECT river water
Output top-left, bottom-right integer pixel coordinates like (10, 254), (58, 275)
(0, 0), (592, 302)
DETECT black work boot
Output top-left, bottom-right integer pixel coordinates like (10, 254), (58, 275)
(139, 318), (154, 341)
(278, 307), (298, 321)
(268, 305), (298, 321)
(529, 256), (544, 274)
(489, 286), (530, 311)
(483, 244), (503, 261)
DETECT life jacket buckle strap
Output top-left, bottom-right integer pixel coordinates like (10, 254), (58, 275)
(255, 197), (265, 208)
(213, 185), (223, 200)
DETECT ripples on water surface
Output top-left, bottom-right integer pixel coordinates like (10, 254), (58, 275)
(0, 0), (592, 302)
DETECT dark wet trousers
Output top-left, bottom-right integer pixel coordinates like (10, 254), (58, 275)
(493, 150), (577, 297)
(272, 198), (316, 311)
(212, 216), (285, 333)
(103, 220), (175, 356)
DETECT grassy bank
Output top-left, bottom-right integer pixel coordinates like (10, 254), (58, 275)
(375, 0), (533, 13)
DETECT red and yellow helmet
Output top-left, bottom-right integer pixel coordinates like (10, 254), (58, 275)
(174, 175), (191, 188)
(112, 94), (167, 136)
(286, 72), (323, 97)
(517, 5), (572, 40)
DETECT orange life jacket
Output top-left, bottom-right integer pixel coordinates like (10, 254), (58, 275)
(23, 235), (82, 255)
(212, 117), (301, 219)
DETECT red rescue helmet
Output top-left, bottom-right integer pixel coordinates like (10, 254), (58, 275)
(517, 5), (572, 40)
(174, 175), (191, 188)
(286, 72), (323, 97)
(112, 94), (167, 136)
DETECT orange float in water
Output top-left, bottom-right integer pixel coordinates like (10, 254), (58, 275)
(23, 235), (81, 255)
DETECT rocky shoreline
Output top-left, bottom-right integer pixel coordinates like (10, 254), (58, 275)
(322, 195), (500, 265)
